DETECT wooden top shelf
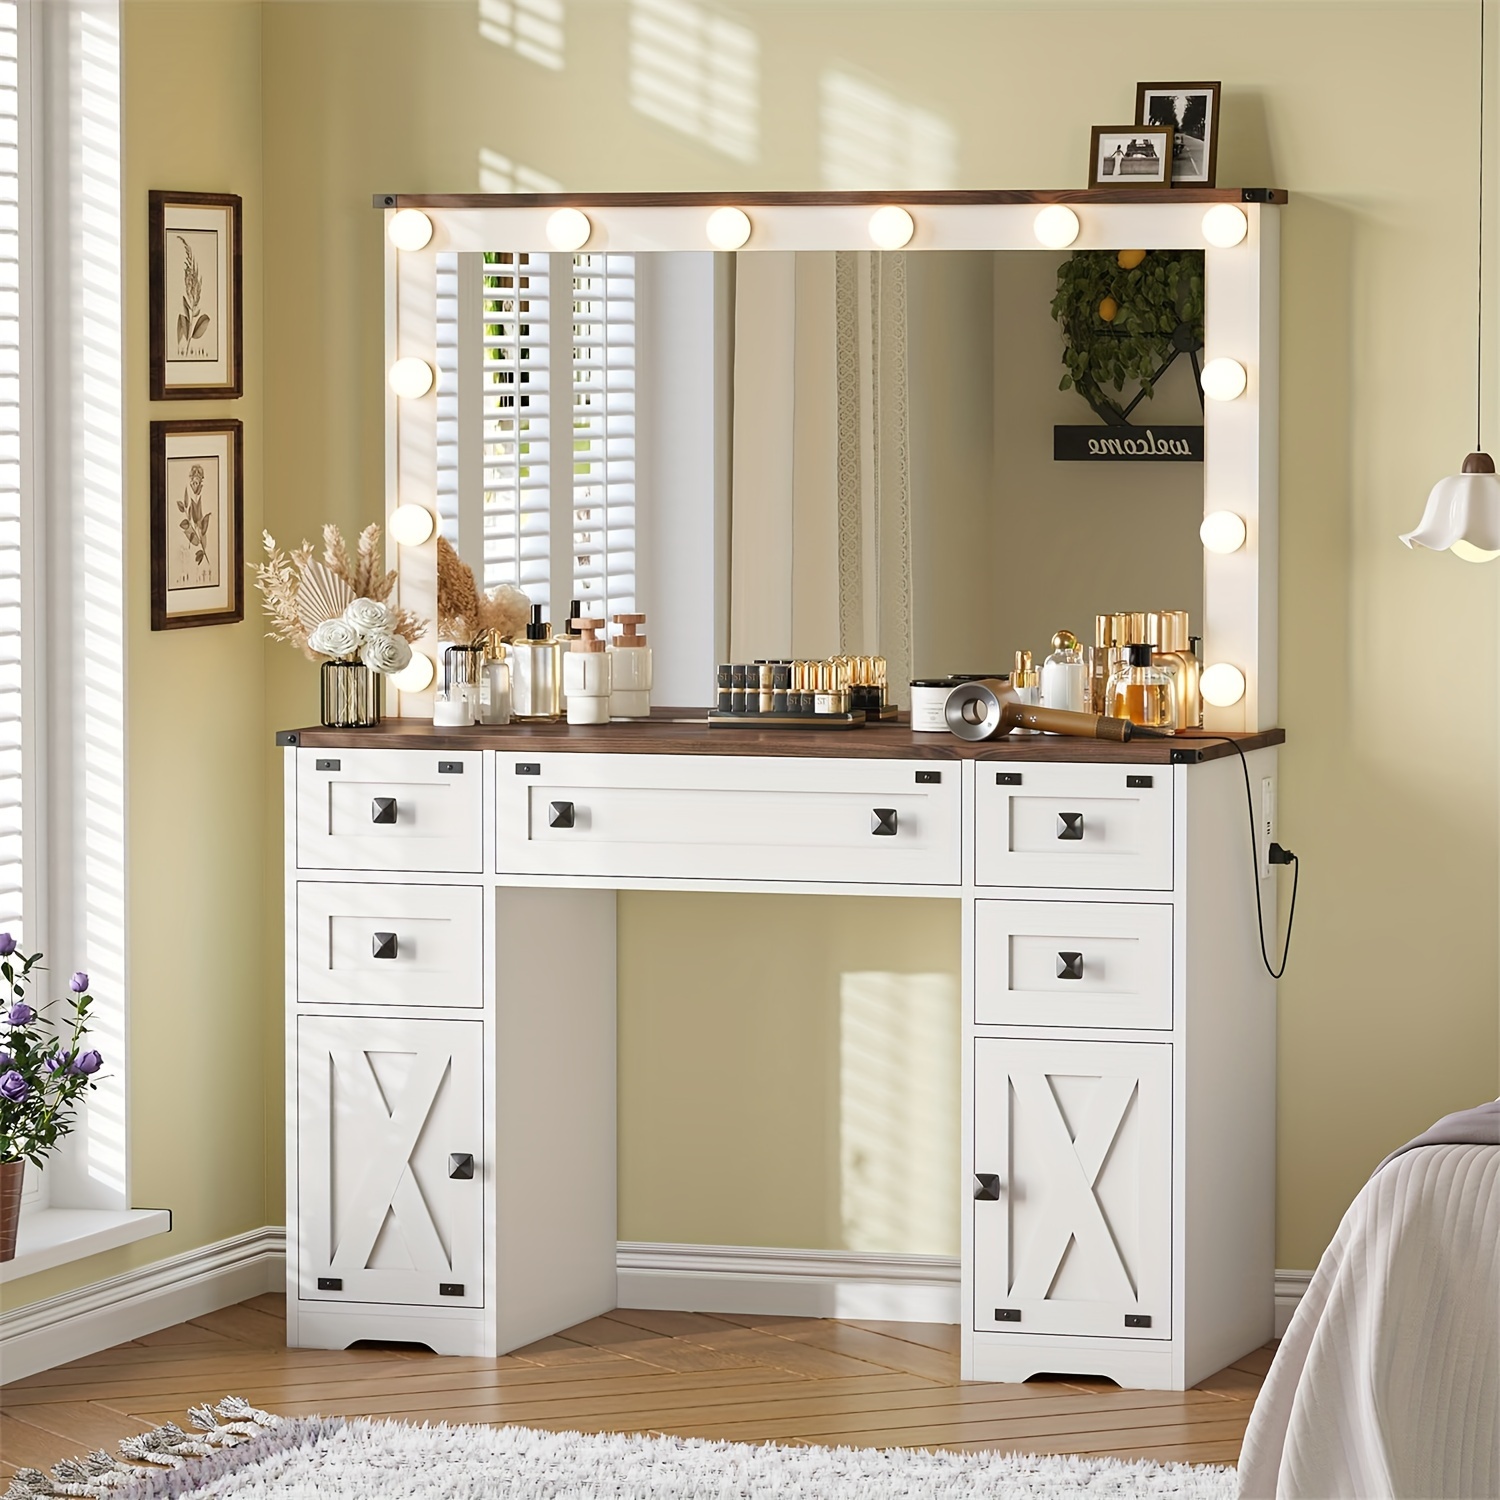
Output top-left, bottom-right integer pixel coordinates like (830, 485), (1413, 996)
(379, 188), (1288, 210)
(280, 714), (1284, 765)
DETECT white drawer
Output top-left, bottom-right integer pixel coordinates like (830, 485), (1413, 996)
(975, 764), (1173, 890)
(496, 753), (961, 886)
(297, 749), (483, 873)
(296, 882), (483, 1009)
(974, 900), (1172, 1030)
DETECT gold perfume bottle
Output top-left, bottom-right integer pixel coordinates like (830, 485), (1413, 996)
(1108, 643), (1176, 732)
(1147, 610), (1202, 731)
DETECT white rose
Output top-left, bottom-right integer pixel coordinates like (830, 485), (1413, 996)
(308, 618), (362, 660)
(360, 630), (412, 675)
(343, 597), (393, 635)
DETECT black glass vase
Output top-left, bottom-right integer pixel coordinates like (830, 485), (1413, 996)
(320, 660), (381, 728)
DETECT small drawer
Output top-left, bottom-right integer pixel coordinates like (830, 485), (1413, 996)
(296, 882), (483, 1009)
(497, 753), (961, 886)
(975, 764), (1172, 890)
(297, 749), (482, 873)
(974, 899), (1172, 1030)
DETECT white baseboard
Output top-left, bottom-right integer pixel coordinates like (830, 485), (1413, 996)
(0, 1225), (286, 1382)
(617, 1241), (961, 1324)
(1274, 1268), (1313, 1338)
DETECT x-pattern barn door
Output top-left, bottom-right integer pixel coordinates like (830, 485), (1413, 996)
(298, 1015), (484, 1308)
(973, 1038), (1171, 1338)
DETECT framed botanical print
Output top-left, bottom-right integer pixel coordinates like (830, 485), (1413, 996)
(149, 191), (243, 400)
(150, 419), (244, 630)
(1135, 82), (1221, 187)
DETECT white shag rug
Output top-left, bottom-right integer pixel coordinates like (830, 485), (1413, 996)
(4, 1397), (1236, 1500)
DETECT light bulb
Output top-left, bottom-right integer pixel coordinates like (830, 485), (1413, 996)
(1201, 357), (1248, 401)
(1033, 205), (1080, 249)
(706, 206), (752, 250)
(1450, 539), (1500, 563)
(388, 357), (434, 399)
(389, 503), (436, 546)
(868, 205), (915, 250)
(1200, 510), (1247, 554)
(1201, 663), (1246, 707)
(388, 651), (435, 694)
(388, 208), (434, 252)
(546, 207), (591, 251)
(1201, 204), (1248, 248)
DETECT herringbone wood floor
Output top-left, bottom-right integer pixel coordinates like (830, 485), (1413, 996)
(0, 1295), (1273, 1477)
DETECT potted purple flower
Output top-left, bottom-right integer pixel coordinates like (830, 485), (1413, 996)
(0, 936), (103, 1260)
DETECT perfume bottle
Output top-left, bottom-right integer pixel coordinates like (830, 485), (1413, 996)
(511, 604), (563, 721)
(1108, 643), (1176, 732)
(564, 618), (612, 725)
(1147, 609), (1201, 730)
(608, 613), (652, 718)
(1012, 650), (1040, 734)
(1041, 630), (1087, 713)
(477, 632), (512, 726)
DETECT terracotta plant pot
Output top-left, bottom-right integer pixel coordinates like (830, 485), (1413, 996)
(0, 1158), (23, 1261)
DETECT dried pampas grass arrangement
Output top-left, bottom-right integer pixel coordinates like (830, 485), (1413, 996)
(436, 535), (530, 643)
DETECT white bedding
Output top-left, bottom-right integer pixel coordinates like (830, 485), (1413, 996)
(1237, 1142), (1499, 1499)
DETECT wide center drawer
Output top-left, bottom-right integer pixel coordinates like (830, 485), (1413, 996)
(974, 899), (1173, 1030)
(496, 753), (961, 886)
(975, 763), (1173, 890)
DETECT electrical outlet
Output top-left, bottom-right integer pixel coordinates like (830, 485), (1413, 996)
(1260, 776), (1276, 879)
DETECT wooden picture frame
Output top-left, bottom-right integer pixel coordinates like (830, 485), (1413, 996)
(1089, 126), (1174, 189)
(150, 419), (244, 630)
(1135, 82), (1221, 187)
(149, 191), (243, 400)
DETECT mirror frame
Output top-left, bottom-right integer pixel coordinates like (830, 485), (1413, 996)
(381, 189), (1283, 730)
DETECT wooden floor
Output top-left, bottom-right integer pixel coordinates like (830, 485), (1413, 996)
(1, 1296), (1274, 1477)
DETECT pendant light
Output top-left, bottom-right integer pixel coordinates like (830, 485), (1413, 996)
(1401, 0), (1500, 561)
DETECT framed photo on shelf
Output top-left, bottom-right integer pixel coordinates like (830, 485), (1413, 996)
(1089, 125), (1174, 189)
(150, 419), (244, 631)
(149, 190), (242, 400)
(1135, 82), (1221, 187)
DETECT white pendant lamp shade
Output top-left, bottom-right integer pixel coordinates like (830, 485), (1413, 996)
(1399, 452), (1500, 558)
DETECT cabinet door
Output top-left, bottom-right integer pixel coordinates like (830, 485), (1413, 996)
(297, 1015), (484, 1308)
(972, 1038), (1171, 1338)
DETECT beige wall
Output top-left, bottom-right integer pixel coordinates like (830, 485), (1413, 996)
(8, 0), (1499, 1311)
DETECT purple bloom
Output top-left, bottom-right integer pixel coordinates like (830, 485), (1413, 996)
(0, 1050), (9, 1071)
(70, 972), (89, 993)
(0, 1069), (28, 1101)
(71, 1050), (102, 1076)
(6, 1002), (35, 1026)
(43, 1051), (70, 1073)
(0, 933), (16, 956)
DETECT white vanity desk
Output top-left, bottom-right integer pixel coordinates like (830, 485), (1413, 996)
(280, 716), (1283, 1391)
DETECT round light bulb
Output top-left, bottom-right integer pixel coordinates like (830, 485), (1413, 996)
(388, 357), (434, 399)
(1201, 357), (1248, 401)
(389, 503), (436, 547)
(1201, 204), (1248, 249)
(546, 207), (592, 251)
(868, 205), (915, 250)
(1450, 539), (1500, 563)
(1201, 663), (1247, 708)
(388, 651), (436, 695)
(705, 206), (752, 250)
(388, 208), (434, 252)
(1033, 204), (1080, 249)
(1199, 510), (1248, 554)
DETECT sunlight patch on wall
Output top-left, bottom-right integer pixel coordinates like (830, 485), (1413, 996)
(628, 0), (758, 164)
(478, 0), (564, 72)
(839, 970), (958, 1257)
(820, 68), (957, 190)
(478, 148), (562, 195)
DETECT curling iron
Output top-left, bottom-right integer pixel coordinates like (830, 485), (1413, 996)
(944, 677), (1152, 742)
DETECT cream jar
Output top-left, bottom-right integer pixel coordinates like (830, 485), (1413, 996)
(909, 678), (957, 733)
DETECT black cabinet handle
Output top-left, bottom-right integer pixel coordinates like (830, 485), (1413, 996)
(974, 1173), (1001, 1201)
(1057, 951), (1084, 981)
(448, 1152), (475, 1180)
(1057, 811), (1084, 841)
(549, 800), (575, 829)
(372, 796), (398, 825)
(372, 932), (398, 961)
(439, 1282), (465, 1297)
(317, 1276), (343, 1291)
(871, 808), (898, 837)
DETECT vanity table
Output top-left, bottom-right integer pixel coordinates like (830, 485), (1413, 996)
(280, 716), (1282, 1391)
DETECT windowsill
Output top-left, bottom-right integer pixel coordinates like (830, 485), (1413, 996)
(0, 1207), (171, 1283)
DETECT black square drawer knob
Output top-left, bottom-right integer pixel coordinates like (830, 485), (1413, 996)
(973, 1173), (1001, 1201)
(1057, 811), (1084, 841)
(1057, 951), (1084, 981)
(372, 932), (398, 961)
(549, 800), (575, 829)
(448, 1152), (475, 1180)
(372, 796), (398, 825)
(871, 808), (898, 837)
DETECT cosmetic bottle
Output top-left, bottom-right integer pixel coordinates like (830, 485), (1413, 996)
(1107, 642), (1176, 732)
(772, 663), (790, 714)
(910, 678), (957, 732)
(565, 598), (583, 639)
(564, 619), (611, 725)
(511, 604), (564, 721)
(1011, 650), (1040, 733)
(815, 658), (850, 715)
(477, 632), (512, 726)
(432, 689), (472, 728)
(716, 664), (733, 713)
(1147, 610), (1201, 731)
(608, 614), (652, 718)
(1041, 630), (1088, 713)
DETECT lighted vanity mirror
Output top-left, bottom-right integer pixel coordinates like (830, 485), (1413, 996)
(385, 194), (1279, 727)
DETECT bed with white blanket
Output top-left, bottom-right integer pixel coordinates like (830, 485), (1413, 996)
(1238, 1100), (1500, 1499)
